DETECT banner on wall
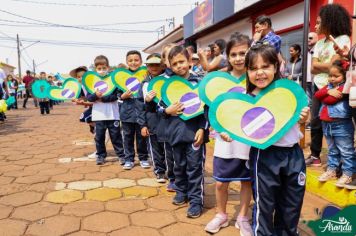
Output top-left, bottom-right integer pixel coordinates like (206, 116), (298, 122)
(193, 0), (214, 33)
(234, 0), (262, 13)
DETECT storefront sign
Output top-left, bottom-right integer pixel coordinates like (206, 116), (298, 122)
(193, 0), (214, 33)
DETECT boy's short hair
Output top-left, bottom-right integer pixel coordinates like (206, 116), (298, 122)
(255, 15), (272, 27)
(126, 50), (142, 60)
(168, 46), (190, 63)
(40, 71), (46, 75)
(94, 55), (109, 67)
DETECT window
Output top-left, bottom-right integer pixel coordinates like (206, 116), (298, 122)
(279, 29), (303, 61)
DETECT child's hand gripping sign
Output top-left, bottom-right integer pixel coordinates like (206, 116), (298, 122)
(161, 76), (205, 120)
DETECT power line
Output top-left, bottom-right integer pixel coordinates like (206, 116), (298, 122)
(10, 0), (192, 7)
(0, 18), (167, 27)
(0, 9), (158, 33)
(0, 36), (146, 49)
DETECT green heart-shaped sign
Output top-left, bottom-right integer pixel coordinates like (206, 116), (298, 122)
(147, 76), (167, 103)
(199, 71), (247, 106)
(31, 80), (51, 99)
(82, 71), (116, 96)
(111, 66), (147, 96)
(48, 78), (81, 101)
(162, 76), (204, 120)
(209, 79), (308, 149)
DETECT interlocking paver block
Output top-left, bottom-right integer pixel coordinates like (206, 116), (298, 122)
(67, 181), (102, 190)
(15, 175), (50, 184)
(118, 170), (148, 180)
(131, 211), (176, 229)
(61, 201), (104, 217)
(54, 182), (66, 190)
(0, 219), (28, 236)
(0, 176), (14, 185)
(11, 202), (61, 221)
(26, 215), (80, 236)
(0, 191), (43, 206)
(137, 178), (165, 187)
(161, 223), (208, 236)
(46, 190), (83, 203)
(103, 178), (136, 189)
(82, 212), (129, 233)
(146, 196), (181, 210)
(69, 231), (106, 236)
(106, 199), (146, 213)
(86, 188), (122, 201)
(0, 205), (13, 219)
(85, 172), (116, 181)
(51, 173), (84, 182)
(110, 226), (161, 236)
(122, 186), (158, 199)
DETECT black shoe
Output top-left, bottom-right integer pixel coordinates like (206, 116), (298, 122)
(172, 195), (187, 205)
(156, 173), (166, 183)
(96, 157), (105, 165)
(118, 158), (125, 165)
(187, 204), (203, 218)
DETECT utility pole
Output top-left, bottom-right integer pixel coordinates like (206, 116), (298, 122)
(167, 17), (175, 29)
(16, 34), (22, 79)
(300, 0), (310, 149)
(33, 59), (36, 75)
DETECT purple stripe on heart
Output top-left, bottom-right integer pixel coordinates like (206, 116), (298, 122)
(61, 89), (75, 98)
(126, 77), (140, 92)
(241, 107), (275, 139)
(94, 81), (108, 93)
(180, 92), (201, 115)
(228, 86), (245, 93)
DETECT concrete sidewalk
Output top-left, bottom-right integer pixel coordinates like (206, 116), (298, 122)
(0, 102), (329, 235)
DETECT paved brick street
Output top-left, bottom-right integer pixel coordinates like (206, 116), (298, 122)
(0, 101), (329, 236)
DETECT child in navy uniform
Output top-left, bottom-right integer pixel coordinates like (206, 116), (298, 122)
(137, 53), (168, 183)
(38, 72), (50, 115)
(153, 44), (177, 191)
(243, 45), (309, 235)
(163, 46), (209, 218)
(87, 55), (125, 165)
(119, 50), (150, 170)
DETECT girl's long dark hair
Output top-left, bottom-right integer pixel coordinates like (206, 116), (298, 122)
(245, 44), (281, 94)
(319, 4), (351, 37)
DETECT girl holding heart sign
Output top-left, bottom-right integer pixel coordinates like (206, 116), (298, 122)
(205, 33), (253, 235)
(242, 45), (309, 236)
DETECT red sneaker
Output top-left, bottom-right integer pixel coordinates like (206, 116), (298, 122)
(305, 155), (322, 167)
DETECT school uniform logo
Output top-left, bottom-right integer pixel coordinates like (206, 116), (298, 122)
(113, 121), (119, 128)
(298, 172), (306, 186)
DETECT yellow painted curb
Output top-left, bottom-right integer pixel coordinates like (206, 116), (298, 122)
(306, 169), (356, 207)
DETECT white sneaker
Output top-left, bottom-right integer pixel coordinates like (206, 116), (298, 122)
(88, 152), (98, 159)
